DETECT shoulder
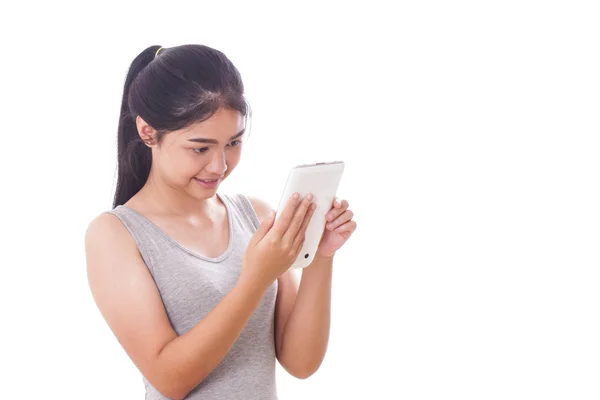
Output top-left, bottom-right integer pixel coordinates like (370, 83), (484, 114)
(245, 195), (275, 223)
(86, 211), (127, 242)
(85, 211), (137, 260)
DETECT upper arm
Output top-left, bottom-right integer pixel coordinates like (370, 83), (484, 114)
(247, 196), (300, 356)
(85, 213), (178, 395)
(245, 195), (274, 229)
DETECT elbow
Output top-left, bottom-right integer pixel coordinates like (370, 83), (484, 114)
(150, 367), (207, 400)
(156, 381), (199, 400)
(292, 362), (322, 380)
(152, 381), (189, 400)
(279, 355), (323, 380)
(297, 358), (325, 380)
(169, 392), (189, 400)
(163, 393), (184, 400)
(168, 391), (189, 400)
(293, 368), (316, 380)
(148, 349), (213, 400)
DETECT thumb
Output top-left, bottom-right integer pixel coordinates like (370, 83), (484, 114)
(251, 210), (276, 245)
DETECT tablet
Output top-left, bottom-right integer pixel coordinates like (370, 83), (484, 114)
(275, 161), (345, 269)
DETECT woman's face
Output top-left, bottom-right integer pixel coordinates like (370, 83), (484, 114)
(138, 107), (245, 199)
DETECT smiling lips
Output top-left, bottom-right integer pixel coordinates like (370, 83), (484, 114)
(195, 175), (223, 182)
(194, 177), (222, 188)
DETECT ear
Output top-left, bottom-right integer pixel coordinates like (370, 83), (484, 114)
(136, 115), (158, 146)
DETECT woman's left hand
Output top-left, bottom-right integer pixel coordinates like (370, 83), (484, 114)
(316, 198), (357, 258)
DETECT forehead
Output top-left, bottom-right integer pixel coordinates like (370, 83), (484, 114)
(177, 108), (245, 140)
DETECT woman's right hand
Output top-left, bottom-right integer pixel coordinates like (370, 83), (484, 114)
(241, 192), (316, 290)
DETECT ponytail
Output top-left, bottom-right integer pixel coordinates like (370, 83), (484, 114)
(113, 46), (162, 208)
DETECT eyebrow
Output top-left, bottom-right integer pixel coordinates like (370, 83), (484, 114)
(187, 129), (245, 144)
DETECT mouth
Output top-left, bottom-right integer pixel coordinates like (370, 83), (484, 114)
(193, 177), (222, 188)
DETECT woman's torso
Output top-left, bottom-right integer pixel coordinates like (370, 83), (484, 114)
(106, 192), (279, 400)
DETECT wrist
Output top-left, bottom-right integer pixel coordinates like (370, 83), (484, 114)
(237, 270), (272, 295)
(303, 253), (334, 273)
(314, 252), (334, 263)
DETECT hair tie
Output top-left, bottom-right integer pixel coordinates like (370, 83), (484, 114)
(155, 47), (164, 58)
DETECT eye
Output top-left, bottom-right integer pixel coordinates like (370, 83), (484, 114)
(192, 147), (209, 154)
(228, 139), (242, 147)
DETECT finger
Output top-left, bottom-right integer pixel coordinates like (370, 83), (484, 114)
(326, 199), (349, 222)
(250, 210), (276, 245)
(334, 220), (357, 233)
(326, 209), (354, 231)
(294, 236), (306, 256)
(282, 194), (313, 244)
(271, 192), (302, 237)
(334, 199), (348, 209)
(292, 202), (316, 250)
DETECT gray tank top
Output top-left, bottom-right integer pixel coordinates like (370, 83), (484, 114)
(106, 192), (279, 400)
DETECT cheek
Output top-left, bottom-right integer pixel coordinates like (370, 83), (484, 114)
(160, 149), (200, 181)
(182, 155), (207, 178)
(224, 149), (242, 172)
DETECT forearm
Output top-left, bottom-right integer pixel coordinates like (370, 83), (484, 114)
(154, 276), (269, 399)
(279, 254), (333, 376)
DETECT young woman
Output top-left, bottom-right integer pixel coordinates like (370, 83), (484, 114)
(85, 44), (357, 400)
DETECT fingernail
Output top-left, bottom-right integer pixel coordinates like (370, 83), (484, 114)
(328, 213), (333, 220)
(307, 193), (313, 201)
(293, 193), (299, 199)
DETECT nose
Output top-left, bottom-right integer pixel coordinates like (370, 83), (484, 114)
(205, 150), (228, 176)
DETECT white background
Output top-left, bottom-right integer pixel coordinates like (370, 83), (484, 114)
(1, 1), (599, 399)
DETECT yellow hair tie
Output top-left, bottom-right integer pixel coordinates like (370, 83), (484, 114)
(155, 47), (164, 57)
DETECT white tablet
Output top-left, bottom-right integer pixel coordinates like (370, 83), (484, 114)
(275, 161), (345, 269)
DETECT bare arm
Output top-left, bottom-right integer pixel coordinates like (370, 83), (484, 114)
(248, 196), (333, 379)
(276, 255), (333, 378)
(85, 213), (269, 400)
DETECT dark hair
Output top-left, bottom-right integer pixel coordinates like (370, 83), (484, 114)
(113, 44), (249, 208)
